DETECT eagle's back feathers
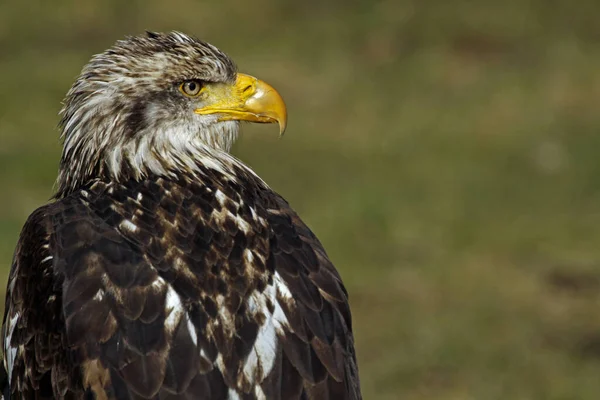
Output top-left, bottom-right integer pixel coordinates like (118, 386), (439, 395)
(2, 164), (360, 399)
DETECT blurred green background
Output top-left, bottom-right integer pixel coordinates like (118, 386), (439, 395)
(2, 0), (600, 398)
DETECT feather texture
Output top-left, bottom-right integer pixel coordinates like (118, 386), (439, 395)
(2, 165), (361, 399)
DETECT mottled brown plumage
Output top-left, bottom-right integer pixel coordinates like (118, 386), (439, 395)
(1, 32), (361, 399)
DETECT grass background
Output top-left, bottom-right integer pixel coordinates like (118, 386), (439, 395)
(1, 0), (600, 398)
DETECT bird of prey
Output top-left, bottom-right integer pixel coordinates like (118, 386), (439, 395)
(0, 32), (361, 399)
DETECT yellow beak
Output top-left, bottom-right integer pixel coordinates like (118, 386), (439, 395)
(194, 73), (287, 136)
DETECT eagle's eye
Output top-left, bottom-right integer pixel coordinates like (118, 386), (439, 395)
(180, 80), (204, 97)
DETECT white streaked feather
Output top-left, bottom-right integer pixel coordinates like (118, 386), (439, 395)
(164, 284), (184, 333)
(232, 213), (251, 234)
(118, 219), (139, 233)
(242, 311), (278, 382)
(227, 389), (241, 400)
(93, 289), (104, 302)
(214, 189), (227, 205)
(242, 277), (292, 382)
(4, 312), (20, 381)
(254, 386), (267, 400)
(210, 206), (254, 235)
(244, 249), (254, 263)
(274, 272), (293, 300)
(187, 315), (198, 346)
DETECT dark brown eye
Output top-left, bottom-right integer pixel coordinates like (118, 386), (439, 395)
(180, 80), (203, 96)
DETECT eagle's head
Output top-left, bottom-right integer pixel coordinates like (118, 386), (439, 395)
(56, 31), (286, 197)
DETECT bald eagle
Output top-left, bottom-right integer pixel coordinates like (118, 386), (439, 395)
(0, 32), (361, 399)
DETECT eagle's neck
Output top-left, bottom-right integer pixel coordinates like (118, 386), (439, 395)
(54, 120), (260, 199)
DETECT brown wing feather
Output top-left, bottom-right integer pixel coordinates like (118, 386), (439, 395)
(262, 194), (362, 399)
(2, 204), (85, 398)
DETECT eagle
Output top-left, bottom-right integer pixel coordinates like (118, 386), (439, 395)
(0, 32), (361, 399)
